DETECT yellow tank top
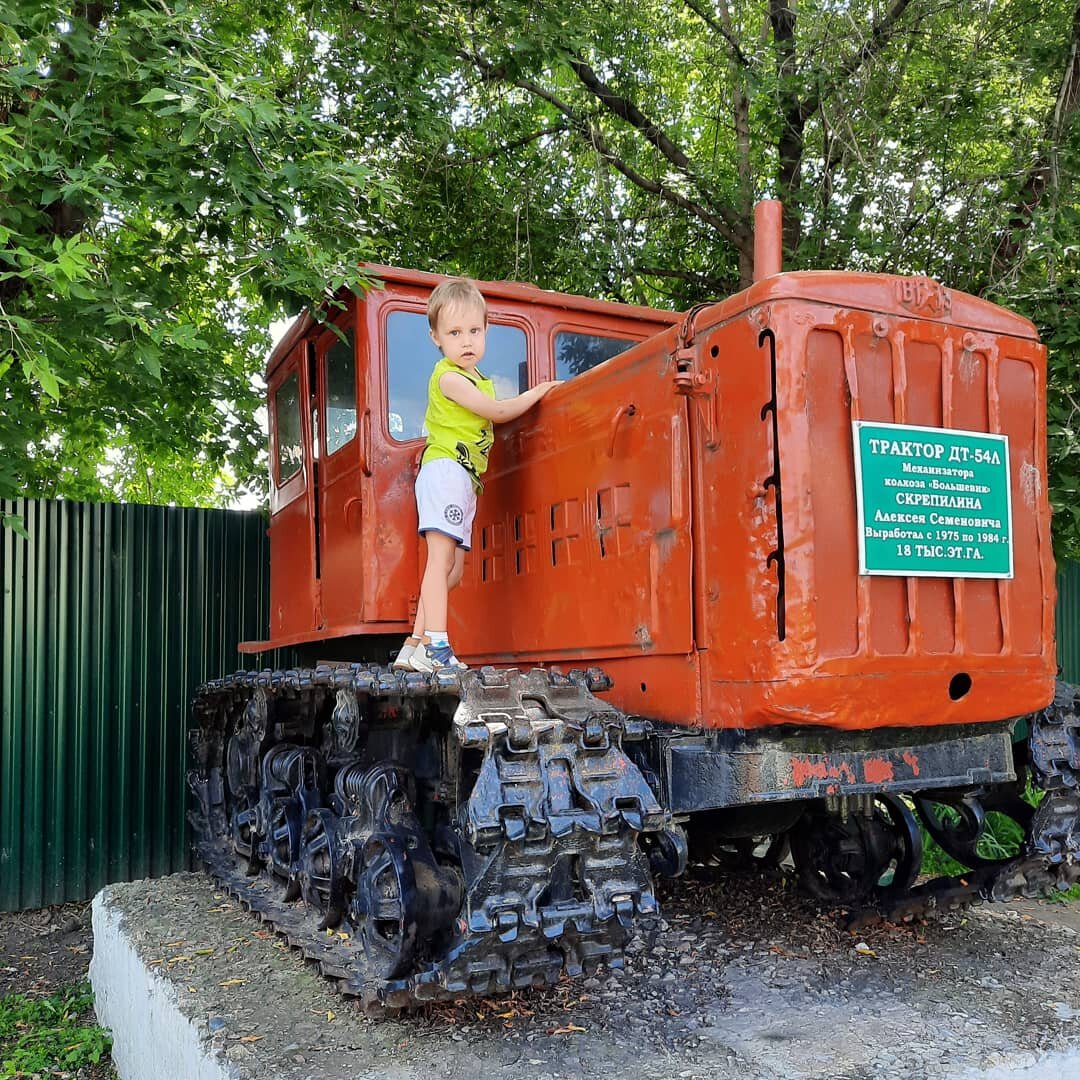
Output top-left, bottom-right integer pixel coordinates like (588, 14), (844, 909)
(421, 358), (496, 490)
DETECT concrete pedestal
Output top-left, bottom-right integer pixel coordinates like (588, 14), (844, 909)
(91, 888), (237, 1080)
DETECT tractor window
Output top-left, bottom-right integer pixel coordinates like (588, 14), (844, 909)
(274, 372), (303, 484)
(324, 328), (357, 455)
(554, 332), (637, 380)
(386, 310), (526, 442)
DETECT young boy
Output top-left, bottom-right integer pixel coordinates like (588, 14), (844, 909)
(393, 278), (559, 673)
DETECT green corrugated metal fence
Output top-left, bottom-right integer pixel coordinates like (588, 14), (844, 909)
(4, 497), (1080, 913)
(1058, 562), (1080, 685)
(0, 500), (280, 912)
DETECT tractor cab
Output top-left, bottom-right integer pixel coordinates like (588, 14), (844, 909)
(247, 267), (678, 654)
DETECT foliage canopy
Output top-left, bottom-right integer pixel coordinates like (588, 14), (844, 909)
(1, 0), (396, 506)
(3, 0), (1080, 551)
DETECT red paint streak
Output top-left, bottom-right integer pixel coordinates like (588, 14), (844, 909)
(791, 757), (858, 788)
(862, 757), (895, 785)
(791, 758), (829, 786)
(902, 751), (921, 777)
(834, 762), (857, 785)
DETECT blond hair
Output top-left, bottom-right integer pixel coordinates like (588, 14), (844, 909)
(427, 278), (487, 331)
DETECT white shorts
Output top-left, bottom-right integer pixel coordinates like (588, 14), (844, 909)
(415, 458), (477, 550)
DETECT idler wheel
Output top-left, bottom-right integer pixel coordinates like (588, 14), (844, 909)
(789, 795), (922, 904)
(913, 790), (1030, 870)
(644, 825), (690, 878)
(243, 686), (268, 741)
(350, 833), (419, 980)
(875, 794), (923, 896)
(268, 798), (303, 901)
(226, 732), (257, 800)
(229, 800), (262, 876)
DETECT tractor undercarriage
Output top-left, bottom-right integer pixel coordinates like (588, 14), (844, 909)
(188, 668), (1080, 1012)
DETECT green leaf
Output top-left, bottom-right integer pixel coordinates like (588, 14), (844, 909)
(2, 512), (29, 538)
(135, 87), (182, 105)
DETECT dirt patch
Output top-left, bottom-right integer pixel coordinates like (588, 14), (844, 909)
(90, 870), (1080, 1079)
(1, 901), (117, 1080)
(1008, 895), (1080, 934)
(0, 902), (95, 998)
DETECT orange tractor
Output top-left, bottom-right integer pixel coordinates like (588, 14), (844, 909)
(189, 202), (1080, 1011)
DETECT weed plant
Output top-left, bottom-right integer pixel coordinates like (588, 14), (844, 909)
(0, 982), (111, 1079)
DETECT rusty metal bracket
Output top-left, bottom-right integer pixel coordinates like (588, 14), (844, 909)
(673, 365), (720, 450)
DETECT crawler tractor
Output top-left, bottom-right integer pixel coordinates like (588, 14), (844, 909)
(189, 202), (1080, 1011)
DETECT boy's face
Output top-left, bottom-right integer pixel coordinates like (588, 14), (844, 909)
(430, 301), (487, 372)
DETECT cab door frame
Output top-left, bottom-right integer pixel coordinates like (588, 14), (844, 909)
(313, 314), (367, 628)
(267, 343), (318, 638)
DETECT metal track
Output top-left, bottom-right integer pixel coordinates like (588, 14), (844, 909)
(189, 667), (1080, 1005)
(187, 664), (669, 1013)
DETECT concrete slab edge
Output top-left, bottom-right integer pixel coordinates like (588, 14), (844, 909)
(90, 888), (237, 1080)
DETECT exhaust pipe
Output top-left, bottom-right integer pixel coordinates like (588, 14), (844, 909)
(753, 201), (783, 282)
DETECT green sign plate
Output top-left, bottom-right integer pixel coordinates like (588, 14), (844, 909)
(852, 421), (1013, 579)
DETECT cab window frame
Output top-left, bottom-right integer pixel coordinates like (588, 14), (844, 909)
(268, 350), (310, 514)
(381, 302), (534, 445)
(550, 324), (644, 382)
(317, 321), (359, 459)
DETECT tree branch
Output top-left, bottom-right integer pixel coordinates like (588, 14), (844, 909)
(991, 0), (1080, 278)
(579, 113), (744, 249)
(817, 31), (916, 263)
(1051, 0), (1080, 173)
(465, 50), (748, 252)
(564, 53), (744, 236)
(453, 123), (570, 165)
(681, 0), (750, 68)
(706, 0), (755, 268)
(799, 0), (916, 123)
(770, 0), (802, 250)
(634, 264), (730, 293)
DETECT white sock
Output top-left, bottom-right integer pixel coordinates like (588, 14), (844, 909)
(428, 630), (449, 648)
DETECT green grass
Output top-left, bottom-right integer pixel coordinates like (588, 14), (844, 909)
(0, 982), (112, 1079)
(1046, 883), (1080, 903)
(918, 808), (1027, 878)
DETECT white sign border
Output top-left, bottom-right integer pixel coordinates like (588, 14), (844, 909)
(852, 419), (1014, 580)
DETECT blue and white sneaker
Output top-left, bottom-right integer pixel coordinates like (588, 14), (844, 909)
(391, 636), (422, 671)
(409, 642), (468, 672)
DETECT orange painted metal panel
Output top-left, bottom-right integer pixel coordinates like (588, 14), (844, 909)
(686, 314), (776, 671)
(253, 269), (679, 649)
(903, 338), (955, 655)
(315, 318), (368, 629)
(690, 276), (1054, 730)
(584, 653), (701, 726)
(251, 266), (1056, 738)
(806, 327), (859, 658)
(266, 345), (317, 639)
(362, 290), (430, 626)
(998, 355), (1043, 656)
(452, 336), (693, 668)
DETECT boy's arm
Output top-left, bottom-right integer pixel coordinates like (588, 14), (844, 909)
(439, 372), (560, 424)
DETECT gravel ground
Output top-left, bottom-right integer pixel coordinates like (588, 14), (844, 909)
(87, 870), (1080, 1079)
